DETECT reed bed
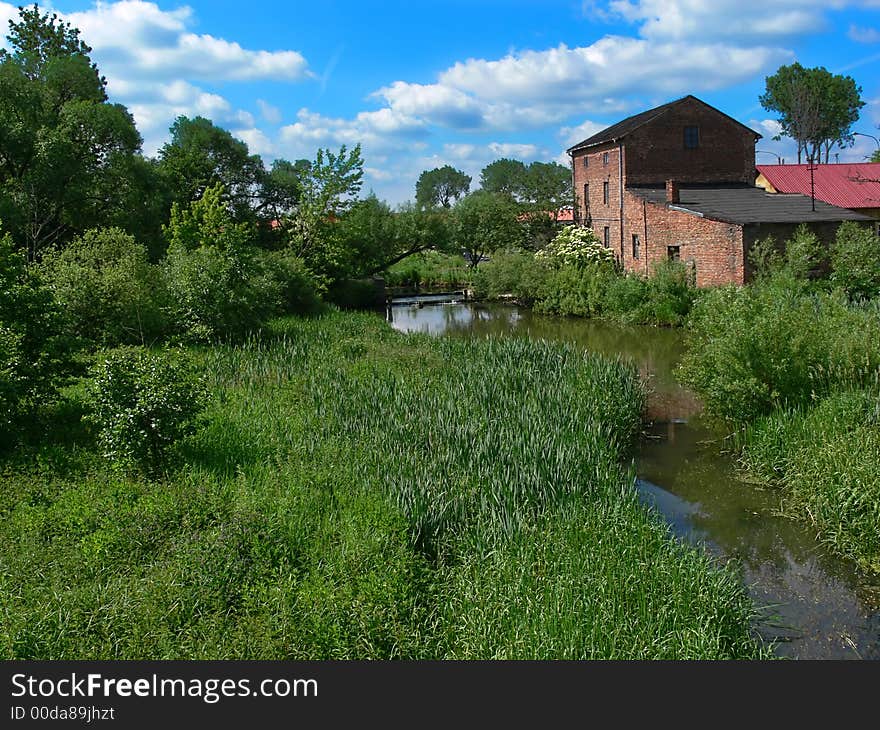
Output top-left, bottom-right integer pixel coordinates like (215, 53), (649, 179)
(0, 311), (766, 659)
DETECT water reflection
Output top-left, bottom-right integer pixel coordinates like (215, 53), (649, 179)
(387, 300), (880, 659)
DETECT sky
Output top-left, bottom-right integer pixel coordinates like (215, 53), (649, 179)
(2, 0), (880, 204)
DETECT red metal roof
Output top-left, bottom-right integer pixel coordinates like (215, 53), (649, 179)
(756, 163), (880, 210)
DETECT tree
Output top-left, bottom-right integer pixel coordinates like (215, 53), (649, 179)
(760, 63), (865, 164)
(452, 191), (524, 268)
(415, 165), (471, 209)
(283, 144), (364, 287)
(521, 162), (573, 217)
(480, 159), (527, 200)
(157, 116), (267, 222)
(0, 4), (143, 260)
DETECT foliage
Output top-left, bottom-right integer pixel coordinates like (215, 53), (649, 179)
(415, 165), (471, 209)
(829, 221), (880, 301)
(385, 250), (472, 289)
(250, 249), (322, 316)
(479, 158), (527, 199)
(679, 272), (880, 422)
(0, 312), (765, 659)
(735, 389), (880, 573)
(452, 191), (524, 267)
(536, 225), (615, 269)
(0, 229), (69, 438)
(84, 347), (207, 475)
(0, 4), (142, 259)
(471, 250), (545, 301)
(284, 144), (364, 287)
(39, 228), (166, 346)
(760, 62), (865, 163)
(520, 161), (573, 213)
(162, 184), (266, 342)
(157, 116), (268, 224)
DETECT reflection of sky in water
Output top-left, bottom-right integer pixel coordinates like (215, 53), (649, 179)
(388, 300), (880, 659)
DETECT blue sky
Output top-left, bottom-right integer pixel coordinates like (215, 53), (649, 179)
(3, 1), (880, 203)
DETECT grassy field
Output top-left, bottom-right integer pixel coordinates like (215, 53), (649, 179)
(0, 311), (766, 659)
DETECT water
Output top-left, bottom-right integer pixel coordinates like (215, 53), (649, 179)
(387, 300), (880, 659)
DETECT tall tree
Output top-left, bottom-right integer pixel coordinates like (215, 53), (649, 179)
(0, 4), (142, 260)
(415, 165), (471, 209)
(480, 158), (527, 200)
(521, 161), (573, 218)
(283, 144), (364, 285)
(760, 63), (865, 164)
(157, 116), (268, 222)
(452, 191), (523, 268)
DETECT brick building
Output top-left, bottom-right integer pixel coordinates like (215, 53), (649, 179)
(567, 95), (872, 286)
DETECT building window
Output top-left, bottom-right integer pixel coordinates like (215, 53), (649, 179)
(603, 226), (610, 248)
(603, 152), (609, 166)
(603, 181), (609, 205)
(583, 183), (589, 208)
(583, 156), (589, 168)
(632, 234), (641, 259)
(684, 125), (699, 149)
(667, 245), (681, 261)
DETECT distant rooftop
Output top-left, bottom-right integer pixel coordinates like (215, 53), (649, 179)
(567, 95), (761, 154)
(631, 184), (873, 225)
(757, 163), (880, 210)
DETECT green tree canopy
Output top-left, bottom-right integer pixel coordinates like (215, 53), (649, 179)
(521, 161), (573, 216)
(760, 63), (865, 164)
(452, 191), (523, 268)
(157, 116), (268, 221)
(0, 4), (143, 260)
(480, 158), (527, 200)
(415, 165), (471, 209)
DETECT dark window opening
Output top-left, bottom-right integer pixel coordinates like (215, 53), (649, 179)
(684, 126), (699, 149)
(603, 151), (609, 166)
(583, 183), (589, 209)
(583, 156), (589, 168)
(603, 226), (610, 248)
(603, 181), (609, 205)
(667, 245), (681, 261)
(632, 234), (641, 259)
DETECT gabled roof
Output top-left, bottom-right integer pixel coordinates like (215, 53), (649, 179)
(567, 95), (761, 154)
(630, 184), (872, 225)
(756, 163), (880, 210)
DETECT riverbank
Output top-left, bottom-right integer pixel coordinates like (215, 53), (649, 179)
(0, 311), (766, 659)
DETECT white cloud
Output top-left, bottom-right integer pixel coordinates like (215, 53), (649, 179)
(258, 99), (283, 125)
(66, 1), (310, 82)
(560, 119), (606, 147)
(849, 24), (880, 43)
(233, 128), (275, 157)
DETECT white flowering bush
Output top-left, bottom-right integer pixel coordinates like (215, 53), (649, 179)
(536, 226), (615, 269)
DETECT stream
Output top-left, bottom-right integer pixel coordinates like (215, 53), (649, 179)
(387, 299), (880, 659)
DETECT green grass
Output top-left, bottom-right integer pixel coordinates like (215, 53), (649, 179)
(734, 388), (880, 574)
(384, 251), (473, 289)
(0, 311), (766, 659)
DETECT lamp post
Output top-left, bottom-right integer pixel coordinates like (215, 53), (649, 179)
(853, 132), (880, 160)
(756, 150), (783, 164)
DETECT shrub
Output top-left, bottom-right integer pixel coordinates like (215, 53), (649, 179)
(0, 231), (69, 439)
(251, 250), (322, 316)
(85, 348), (207, 475)
(679, 273), (880, 422)
(536, 225), (615, 269)
(39, 228), (166, 346)
(162, 185), (265, 342)
(472, 250), (548, 302)
(830, 221), (880, 301)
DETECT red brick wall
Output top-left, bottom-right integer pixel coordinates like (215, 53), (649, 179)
(624, 97), (757, 186)
(571, 141), (625, 255)
(620, 191), (745, 287)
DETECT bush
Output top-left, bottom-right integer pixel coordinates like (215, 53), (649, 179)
(39, 228), (166, 346)
(830, 221), (880, 301)
(251, 250), (322, 316)
(472, 250), (548, 302)
(0, 232), (69, 439)
(536, 225), (615, 269)
(679, 272), (880, 422)
(85, 348), (207, 475)
(162, 185), (265, 342)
